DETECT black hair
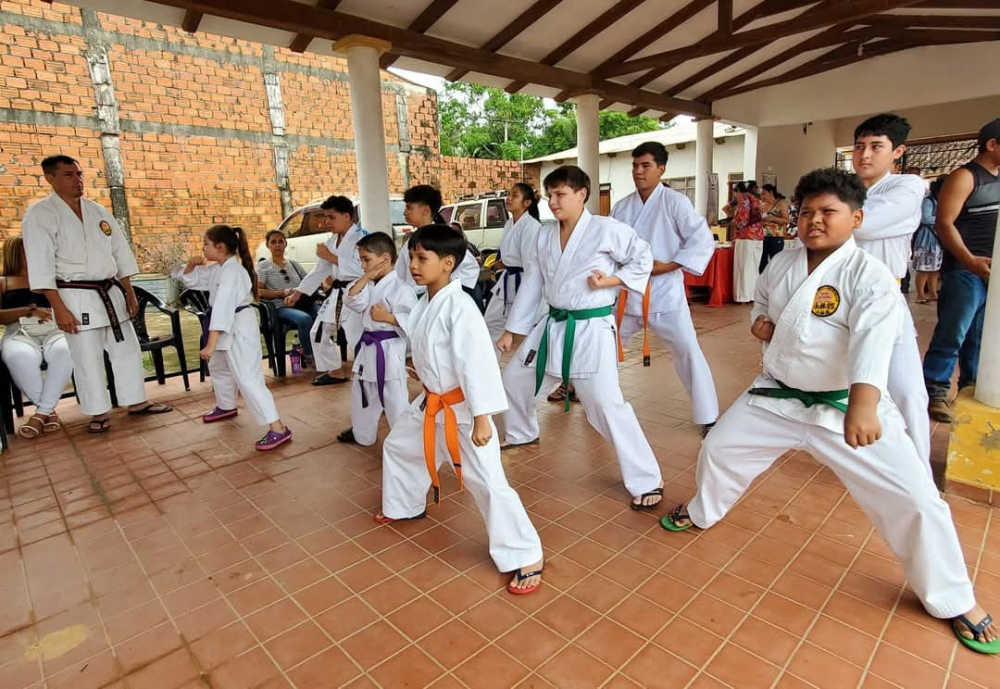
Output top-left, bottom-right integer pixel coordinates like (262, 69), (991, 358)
(41, 154), (79, 175)
(409, 223), (466, 270)
(631, 141), (669, 167)
(543, 165), (591, 202)
(356, 232), (397, 263)
(265, 229), (286, 244)
(761, 183), (785, 200)
(403, 184), (446, 223)
(511, 182), (541, 222)
(793, 168), (867, 211)
(320, 195), (354, 216)
(205, 224), (259, 299)
(735, 182), (748, 194)
(854, 113), (911, 148)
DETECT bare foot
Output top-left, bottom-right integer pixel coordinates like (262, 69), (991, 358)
(631, 481), (664, 510)
(955, 604), (1000, 643)
(508, 558), (543, 594)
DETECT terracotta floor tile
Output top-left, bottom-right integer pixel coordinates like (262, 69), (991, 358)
(620, 644), (698, 687)
(537, 644), (615, 687)
(805, 615), (878, 668)
(609, 594), (671, 638)
(189, 622), (256, 670)
(388, 595), (453, 641)
(293, 576), (352, 616)
(114, 623), (183, 674)
(209, 647), (281, 689)
(787, 642), (865, 689)
(175, 598), (237, 641)
(753, 593), (818, 637)
(226, 578), (285, 616)
(576, 617), (646, 668)
(652, 617), (725, 668)
(821, 591), (892, 637)
(315, 597), (380, 641)
(340, 620), (409, 670)
(454, 645), (531, 688)
(264, 620), (331, 670)
(731, 615), (799, 667)
(533, 594), (601, 639)
(123, 648), (200, 689)
(597, 554), (656, 590)
(680, 593), (746, 638)
(358, 574), (420, 615)
(703, 572), (765, 612)
(419, 619), (488, 669)
(496, 618), (568, 669)
(428, 575), (491, 614)
(245, 598), (308, 641)
(458, 594), (526, 640)
(46, 649), (121, 689)
(706, 643), (781, 689)
(868, 643), (947, 689)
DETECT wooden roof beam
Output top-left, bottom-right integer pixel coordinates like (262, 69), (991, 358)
(382, 0), (463, 68)
(593, 0), (716, 74)
(718, 0), (733, 35)
(867, 14), (1000, 30)
(181, 10), (203, 32)
(598, 0), (925, 78)
(288, 0), (343, 53)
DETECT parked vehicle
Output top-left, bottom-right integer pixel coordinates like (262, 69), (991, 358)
(254, 196), (410, 271)
(441, 190), (557, 257)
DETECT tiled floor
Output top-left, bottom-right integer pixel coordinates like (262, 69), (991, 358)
(1, 298), (997, 688)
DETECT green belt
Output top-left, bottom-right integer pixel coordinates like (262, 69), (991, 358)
(748, 380), (849, 413)
(535, 305), (614, 411)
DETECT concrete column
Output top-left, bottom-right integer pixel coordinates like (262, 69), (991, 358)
(975, 212), (1000, 407)
(575, 94), (601, 215)
(336, 35), (392, 234)
(742, 124), (758, 182)
(695, 118), (715, 218)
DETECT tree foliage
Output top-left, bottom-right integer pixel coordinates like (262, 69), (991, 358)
(439, 83), (665, 160)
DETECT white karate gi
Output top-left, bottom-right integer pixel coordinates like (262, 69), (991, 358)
(734, 239), (764, 303)
(502, 211), (663, 498)
(612, 185), (720, 425)
(395, 240), (481, 295)
(175, 258), (279, 425)
(343, 271), (417, 446)
(688, 239), (974, 619)
(22, 194), (147, 416)
(484, 214), (545, 356)
(380, 280), (542, 573)
(298, 225), (368, 373)
(856, 172), (930, 472)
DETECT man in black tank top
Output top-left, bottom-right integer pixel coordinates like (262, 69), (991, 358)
(923, 119), (1000, 422)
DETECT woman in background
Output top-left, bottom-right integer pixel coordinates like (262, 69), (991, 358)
(913, 177), (945, 304)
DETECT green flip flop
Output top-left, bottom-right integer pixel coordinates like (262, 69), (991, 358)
(953, 614), (1000, 654)
(660, 504), (693, 532)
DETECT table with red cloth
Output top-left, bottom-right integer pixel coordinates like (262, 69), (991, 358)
(684, 245), (734, 308)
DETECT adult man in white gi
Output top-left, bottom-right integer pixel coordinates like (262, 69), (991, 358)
(612, 141), (719, 436)
(21, 155), (172, 433)
(851, 114), (931, 473)
(286, 195), (367, 386)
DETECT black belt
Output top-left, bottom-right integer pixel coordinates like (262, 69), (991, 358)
(56, 278), (126, 342)
(315, 282), (352, 345)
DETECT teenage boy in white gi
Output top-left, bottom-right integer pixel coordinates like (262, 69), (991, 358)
(662, 168), (999, 656)
(612, 141), (719, 436)
(498, 165), (665, 510)
(22, 155), (172, 433)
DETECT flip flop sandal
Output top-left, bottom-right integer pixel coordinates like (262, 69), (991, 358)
(337, 428), (358, 444)
(42, 414), (62, 433)
(373, 511), (427, 525)
(128, 402), (173, 415)
(17, 415), (45, 439)
(507, 567), (543, 595)
(953, 614), (1000, 654)
(546, 384), (568, 402)
(500, 438), (539, 451)
(661, 504), (694, 532)
(630, 487), (663, 512)
(312, 373), (350, 386)
(88, 418), (111, 434)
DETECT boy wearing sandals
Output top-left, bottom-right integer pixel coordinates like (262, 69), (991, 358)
(663, 168), (999, 655)
(375, 225), (543, 595)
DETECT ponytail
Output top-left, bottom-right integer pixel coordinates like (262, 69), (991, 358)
(513, 182), (541, 222)
(205, 224), (259, 300)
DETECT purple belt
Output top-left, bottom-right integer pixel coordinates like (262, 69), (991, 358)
(354, 329), (399, 408)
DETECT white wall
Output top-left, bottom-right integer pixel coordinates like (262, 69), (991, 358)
(832, 96), (1000, 147)
(755, 120), (838, 198)
(539, 134), (746, 214)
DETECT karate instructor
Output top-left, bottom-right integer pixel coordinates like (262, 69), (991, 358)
(21, 155), (172, 433)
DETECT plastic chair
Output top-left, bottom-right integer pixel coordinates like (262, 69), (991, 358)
(179, 289), (277, 379)
(132, 286), (190, 391)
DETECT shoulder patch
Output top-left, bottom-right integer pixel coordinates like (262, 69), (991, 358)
(811, 285), (841, 318)
(99, 220), (113, 236)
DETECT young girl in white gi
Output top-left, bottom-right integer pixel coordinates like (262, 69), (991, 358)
(338, 233), (417, 446)
(376, 224), (544, 596)
(176, 225), (292, 452)
(662, 168), (999, 655)
(484, 183), (544, 358)
(498, 165), (665, 511)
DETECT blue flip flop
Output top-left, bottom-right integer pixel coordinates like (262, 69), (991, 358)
(660, 504), (693, 532)
(953, 614), (1000, 654)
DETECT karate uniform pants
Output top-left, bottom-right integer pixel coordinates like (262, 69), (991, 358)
(734, 239), (764, 303)
(67, 324), (147, 416)
(484, 290), (510, 360)
(618, 309), (719, 425)
(310, 305), (362, 373)
(350, 377), (409, 446)
(890, 302), (931, 475)
(502, 339), (663, 498)
(381, 404), (543, 573)
(209, 325), (279, 425)
(688, 393), (974, 619)
(1, 336), (74, 416)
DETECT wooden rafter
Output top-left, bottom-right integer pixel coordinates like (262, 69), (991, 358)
(181, 9), (203, 32)
(736, 0), (818, 27)
(288, 0), (343, 53)
(381, 0), (463, 68)
(867, 14), (1000, 29)
(505, 0), (647, 94)
(593, 0), (715, 74)
(718, 0), (732, 35)
(446, 0), (565, 81)
(142, 0), (712, 116)
(597, 0), (925, 78)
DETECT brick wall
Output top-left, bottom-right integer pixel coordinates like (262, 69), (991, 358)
(0, 0), (536, 270)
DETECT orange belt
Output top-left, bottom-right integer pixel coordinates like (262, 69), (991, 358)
(422, 386), (465, 504)
(615, 283), (652, 367)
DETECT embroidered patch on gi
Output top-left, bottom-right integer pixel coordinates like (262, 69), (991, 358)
(81, 313), (89, 326)
(99, 220), (113, 236)
(811, 285), (841, 317)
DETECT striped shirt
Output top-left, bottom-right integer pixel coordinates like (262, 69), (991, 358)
(257, 258), (307, 305)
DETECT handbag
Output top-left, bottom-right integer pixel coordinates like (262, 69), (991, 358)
(17, 315), (60, 342)
(284, 261), (318, 313)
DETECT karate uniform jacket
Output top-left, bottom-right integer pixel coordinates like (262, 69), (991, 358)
(855, 173), (925, 279)
(296, 224), (368, 324)
(396, 239), (480, 293)
(492, 214), (542, 303)
(173, 256), (254, 351)
(343, 271), (417, 383)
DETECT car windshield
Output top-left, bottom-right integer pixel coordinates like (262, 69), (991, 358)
(389, 200), (407, 225)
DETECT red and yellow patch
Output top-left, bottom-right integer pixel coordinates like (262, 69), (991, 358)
(811, 285), (841, 317)
(99, 220), (113, 236)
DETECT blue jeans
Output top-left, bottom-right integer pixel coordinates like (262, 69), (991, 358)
(275, 304), (320, 356)
(922, 269), (987, 400)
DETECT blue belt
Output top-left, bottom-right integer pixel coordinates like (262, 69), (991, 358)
(502, 266), (523, 308)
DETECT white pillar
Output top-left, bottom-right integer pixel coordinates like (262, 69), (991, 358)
(575, 94), (601, 215)
(742, 124), (758, 182)
(975, 211), (1000, 407)
(337, 36), (392, 234)
(695, 118), (715, 219)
